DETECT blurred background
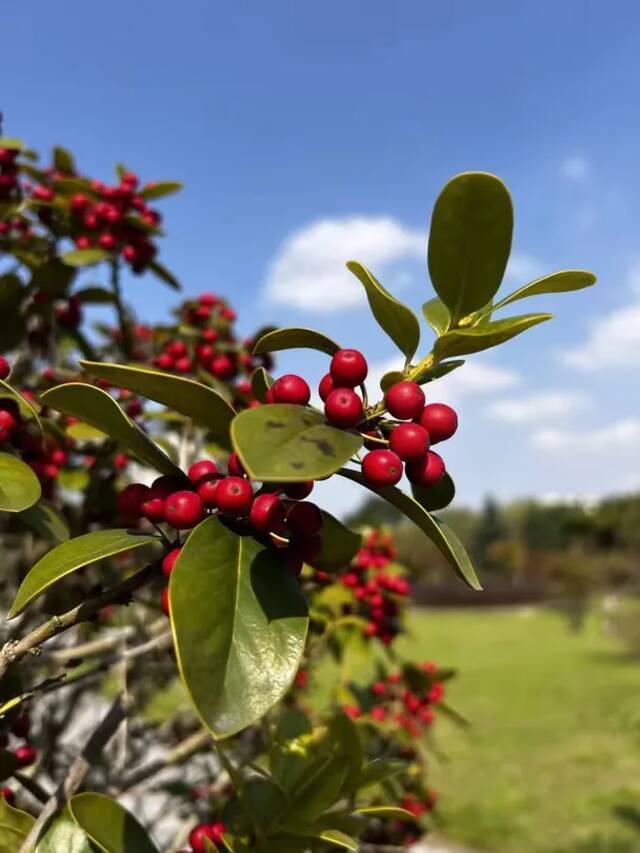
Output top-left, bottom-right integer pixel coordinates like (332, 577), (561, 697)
(3, 2), (640, 850)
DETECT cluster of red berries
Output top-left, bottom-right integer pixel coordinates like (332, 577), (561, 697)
(266, 348), (458, 491)
(0, 713), (37, 783)
(187, 821), (226, 852)
(400, 789), (438, 819)
(317, 530), (409, 645)
(344, 662), (445, 737)
(0, 145), (19, 202)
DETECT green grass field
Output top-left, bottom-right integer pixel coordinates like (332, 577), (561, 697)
(391, 606), (640, 852)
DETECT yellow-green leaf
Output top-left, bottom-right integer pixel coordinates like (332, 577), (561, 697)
(433, 313), (551, 360)
(253, 327), (340, 357)
(69, 793), (158, 853)
(486, 269), (597, 317)
(0, 453), (41, 512)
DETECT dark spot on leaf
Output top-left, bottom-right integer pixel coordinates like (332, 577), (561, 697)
(289, 461), (305, 470)
(301, 436), (335, 458)
(265, 419), (286, 430)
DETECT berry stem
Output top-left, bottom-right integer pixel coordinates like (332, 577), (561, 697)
(109, 258), (134, 360)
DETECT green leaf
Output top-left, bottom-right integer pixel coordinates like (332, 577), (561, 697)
(355, 806), (416, 820)
(428, 172), (513, 325)
(251, 367), (274, 403)
(485, 269), (597, 317)
(315, 512), (362, 570)
(433, 313), (551, 359)
(41, 383), (183, 476)
(69, 793), (158, 853)
(74, 286), (114, 304)
(18, 501), (70, 542)
(53, 146), (76, 174)
(422, 297), (450, 337)
(412, 359), (465, 385)
(357, 758), (408, 787)
(380, 370), (404, 393)
(253, 327), (340, 357)
(411, 473), (456, 512)
(338, 468), (481, 590)
(0, 796), (34, 853)
(36, 805), (93, 853)
(9, 529), (158, 617)
(232, 405), (362, 483)
(314, 829), (358, 850)
(138, 181), (182, 200)
(288, 757), (348, 822)
(61, 249), (111, 267)
(147, 260), (181, 290)
(66, 421), (107, 442)
(79, 361), (235, 451)
(0, 378), (42, 432)
(346, 261), (420, 361)
(169, 517), (308, 738)
(0, 453), (41, 513)
(330, 714), (363, 795)
(0, 274), (26, 351)
(30, 258), (76, 296)
(241, 777), (289, 832)
(0, 138), (23, 151)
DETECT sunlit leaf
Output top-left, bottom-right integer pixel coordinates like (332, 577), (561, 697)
(69, 793), (158, 853)
(62, 249), (111, 267)
(138, 181), (182, 200)
(486, 269), (597, 317)
(433, 313), (551, 359)
(253, 327), (340, 357)
(422, 297), (450, 336)
(0, 453), (41, 513)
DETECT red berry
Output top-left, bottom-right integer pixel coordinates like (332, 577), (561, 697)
(166, 340), (187, 358)
(210, 354), (235, 380)
(362, 450), (403, 487)
(164, 491), (205, 529)
(330, 349), (368, 387)
(318, 373), (334, 402)
(141, 496), (166, 523)
(0, 787), (15, 806)
(13, 745), (37, 769)
(197, 475), (221, 506)
(285, 501), (323, 537)
(389, 423), (430, 461)
(324, 388), (363, 428)
(189, 822), (225, 852)
(188, 459), (218, 484)
(117, 483), (150, 521)
(98, 232), (116, 251)
(227, 452), (246, 477)
(283, 481), (314, 500)
(0, 409), (17, 441)
(153, 353), (174, 370)
(11, 714), (30, 739)
(216, 477), (254, 516)
(271, 374), (311, 406)
(75, 235), (91, 250)
(162, 548), (182, 578)
(417, 403), (458, 444)
(406, 451), (446, 486)
(249, 493), (286, 533)
(160, 587), (170, 617)
(264, 386), (275, 403)
(384, 381), (425, 420)
(174, 356), (192, 373)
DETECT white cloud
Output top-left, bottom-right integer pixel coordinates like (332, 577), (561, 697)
(563, 303), (640, 369)
(487, 391), (591, 424)
(532, 418), (640, 452)
(560, 154), (591, 183)
(504, 252), (544, 284)
(264, 216), (424, 312)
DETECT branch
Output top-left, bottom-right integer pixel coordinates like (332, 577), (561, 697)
(19, 692), (131, 852)
(0, 563), (159, 684)
(115, 728), (211, 792)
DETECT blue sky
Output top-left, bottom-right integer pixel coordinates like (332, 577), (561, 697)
(3, 2), (640, 514)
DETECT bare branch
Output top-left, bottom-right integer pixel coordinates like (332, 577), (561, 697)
(116, 728), (211, 792)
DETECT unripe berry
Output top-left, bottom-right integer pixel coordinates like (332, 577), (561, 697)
(330, 349), (368, 387)
(406, 451), (446, 486)
(160, 587), (170, 617)
(389, 423), (430, 461)
(318, 373), (334, 402)
(0, 357), (11, 380)
(249, 493), (286, 533)
(362, 450), (403, 487)
(164, 491), (205, 529)
(13, 745), (37, 769)
(324, 388), (363, 428)
(271, 374), (311, 406)
(162, 548), (182, 578)
(285, 501), (323, 537)
(117, 483), (150, 520)
(283, 481), (314, 500)
(216, 477), (254, 516)
(384, 381), (425, 420)
(417, 403), (458, 444)
(188, 459), (218, 484)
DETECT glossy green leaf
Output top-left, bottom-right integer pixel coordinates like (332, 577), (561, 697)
(411, 472), (456, 512)
(251, 367), (274, 403)
(62, 248), (111, 267)
(148, 260), (181, 290)
(138, 181), (182, 200)
(314, 830), (358, 850)
(315, 512), (362, 570)
(53, 146), (76, 174)
(428, 172), (513, 325)
(433, 313), (551, 359)
(0, 796), (34, 853)
(9, 529), (158, 617)
(253, 327), (340, 357)
(347, 261), (420, 361)
(380, 370), (405, 393)
(338, 468), (481, 590)
(242, 777), (289, 832)
(0, 453), (41, 513)
(0, 378), (42, 431)
(36, 806), (93, 853)
(169, 517), (308, 737)
(66, 421), (107, 442)
(79, 361), (235, 450)
(330, 714), (363, 795)
(69, 793), (158, 853)
(288, 757), (347, 822)
(232, 405), (362, 483)
(30, 258), (75, 296)
(74, 286), (114, 304)
(422, 297), (450, 337)
(0, 274), (26, 351)
(355, 806), (416, 820)
(19, 501), (70, 542)
(412, 359), (465, 385)
(485, 269), (597, 317)
(41, 383), (183, 475)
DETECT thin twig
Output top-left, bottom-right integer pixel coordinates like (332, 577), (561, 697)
(115, 728), (211, 792)
(12, 771), (52, 805)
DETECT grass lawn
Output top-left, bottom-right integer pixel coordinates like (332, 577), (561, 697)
(389, 606), (640, 852)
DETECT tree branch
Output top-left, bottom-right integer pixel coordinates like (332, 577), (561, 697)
(115, 728), (211, 792)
